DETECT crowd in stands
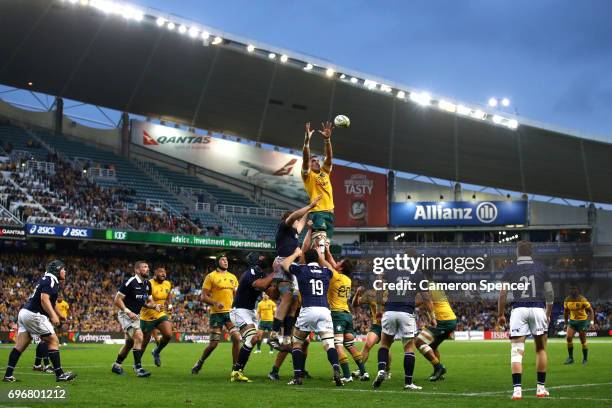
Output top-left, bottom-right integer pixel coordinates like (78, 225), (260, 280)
(1, 252), (610, 336)
(0, 152), (225, 235)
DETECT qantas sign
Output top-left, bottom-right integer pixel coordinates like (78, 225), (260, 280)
(143, 130), (211, 146)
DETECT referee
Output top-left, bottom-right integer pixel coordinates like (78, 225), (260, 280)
(111, 261), (161, 377)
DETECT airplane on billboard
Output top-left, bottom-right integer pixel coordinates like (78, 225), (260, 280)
(239, 158), (297, 177)
(239, 158), (306, 200)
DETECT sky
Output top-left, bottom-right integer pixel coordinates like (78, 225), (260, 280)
(121, 0), (612, 140)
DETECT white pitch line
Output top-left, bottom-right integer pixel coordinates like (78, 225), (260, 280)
(298, 381), (612, 399)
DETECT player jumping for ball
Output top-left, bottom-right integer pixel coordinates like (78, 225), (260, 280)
(302, 121), (334, 252)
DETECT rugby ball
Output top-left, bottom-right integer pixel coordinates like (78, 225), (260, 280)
(334, 114), (350, 128)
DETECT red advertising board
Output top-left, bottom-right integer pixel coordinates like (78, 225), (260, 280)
(331, 165), (387, 227)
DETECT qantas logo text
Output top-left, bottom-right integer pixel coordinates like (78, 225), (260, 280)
(143, 130), (211, 145)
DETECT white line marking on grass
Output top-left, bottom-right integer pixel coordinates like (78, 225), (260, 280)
(299, 381), (612, 399)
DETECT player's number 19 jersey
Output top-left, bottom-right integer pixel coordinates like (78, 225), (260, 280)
(290, 263), (333, 308)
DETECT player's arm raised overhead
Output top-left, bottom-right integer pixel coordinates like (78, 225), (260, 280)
(281, 247), (302, 273)
(323, 240), (338, 270)
(351, 286), (363, 310)
(286, 194), (322, 233)
(319, 121), (334, 173)
(302, 122), (315, 178)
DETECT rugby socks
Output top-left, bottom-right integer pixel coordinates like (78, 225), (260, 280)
(291, 348), (304, 378)
(5, 348), (22, 377)
(582, 344), (588, 361)
(256, 339), (262, 351)
(512, 373), (522, 388)
(35, 342), (48, 366)
(155, 337), (170, 354)
(567, 344), (574, 359)
(233, 345), (253, 371)
(339, 355), (350, 378)
(115, 350), (128, 365)
(47, 349), (64, 377)
(272, 318), (282, 333)
(353, 353), (366, 375)
(132, 349), (143, 370)
(377, 347), (389, 372)
(283, 316), (295, 337)
(404, 352), (415, 385)
(326, 347), (340, 371)
(537, 371), (546, 386)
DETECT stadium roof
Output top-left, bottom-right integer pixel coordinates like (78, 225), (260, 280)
(2, 0), (612, 203)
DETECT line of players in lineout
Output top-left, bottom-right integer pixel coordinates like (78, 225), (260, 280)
(2, 122), (595, 400)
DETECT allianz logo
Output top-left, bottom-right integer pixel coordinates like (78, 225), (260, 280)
(414, 202), (498, 223)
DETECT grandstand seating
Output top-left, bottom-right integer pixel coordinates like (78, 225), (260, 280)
(146, 162), (261, 208)
(0, 125), (47, 161)
(227, 214), (278, 240)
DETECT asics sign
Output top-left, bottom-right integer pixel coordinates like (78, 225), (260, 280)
(26, 224), (93, 238)
(390, 201), (527, 227)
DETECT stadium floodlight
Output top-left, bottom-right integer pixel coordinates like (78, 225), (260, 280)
(396, 90), (406, 99)
(280, 54), (288, 63)
(492, 115), (503, 124)
(339, 74), (346, 79)
(156, 17), (165, 26)
(410, 91), (431, 106)
(438, 100), (457, 113)
(304, 63), (313, 71)
(457, 104), (471, 115)
(507, 119), (519, 130)
(188, 27), (199, 38)
(268, 52), (277, 59)
(212, 36), (223, 45)
(350, 77), (358, 83)
(502, 98), (511, 107)
(488, 97), (498, 107)
(363, 79), (377, 90)
(80, 0), (89, 5)
(69, 0), (78, 3)
(178, 25), (187, 34)
(167, 22), (175, 30)
(133, 10), (143, 21)
(246, 44), (255, 52)
(380, 85), (392, 93)
(325, 68), (335, 77)
(201, 31), (210, 40)
(471, 109), (486, 120)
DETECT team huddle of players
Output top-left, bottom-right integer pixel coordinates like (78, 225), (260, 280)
(2, 122), (597, 399)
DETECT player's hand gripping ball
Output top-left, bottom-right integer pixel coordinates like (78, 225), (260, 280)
(334, 114), (350, 128)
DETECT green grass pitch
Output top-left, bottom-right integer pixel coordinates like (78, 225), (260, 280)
(1, 339), (611, 407)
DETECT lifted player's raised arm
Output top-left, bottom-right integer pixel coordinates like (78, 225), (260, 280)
(302, 122), (315, 178)
(319, 121), (334, 173)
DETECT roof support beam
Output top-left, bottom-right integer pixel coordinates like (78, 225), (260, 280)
(190, 47), (220, 128)
(580, 140), (593, 202)
(256, 63), (278, 142)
